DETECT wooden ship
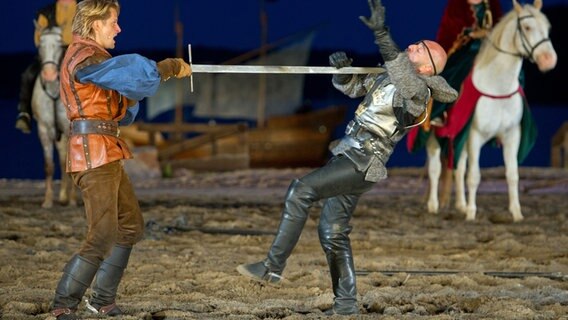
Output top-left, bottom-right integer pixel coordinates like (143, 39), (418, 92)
(136, 105), (347, 172)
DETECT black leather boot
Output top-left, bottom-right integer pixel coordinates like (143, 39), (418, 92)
(15, 110), (31, 134)
(86, 245), (132, 316)
(236, 260), (283, 285)
(319, 196), (360, 315)
(15, 60), (39, 134)
(324, 251), (359, 315)
(237, 179), (318, 284)
(51, 255), (100, 320)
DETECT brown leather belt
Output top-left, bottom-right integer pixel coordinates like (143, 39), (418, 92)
(70, 119), (119, 137)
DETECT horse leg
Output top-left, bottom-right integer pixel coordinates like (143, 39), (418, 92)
(66, 171), (78, 207)
(454, 148), (468, 214)
(61, 171), (77, 207)
(55, 138), (67, 205)
(38, 125), (54, 209)
(439, 158), (453, 210)
(500, 126), (523, 222)
(465, 132), (484, 221)
(55, 137), (76, 206)
(426, 134), (441, 213)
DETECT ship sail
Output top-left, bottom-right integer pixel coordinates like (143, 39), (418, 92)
(146, 30), (315, 121)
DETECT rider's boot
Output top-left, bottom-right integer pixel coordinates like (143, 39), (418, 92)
(15, 107), (32, 134)
(15, 62), (38, 134)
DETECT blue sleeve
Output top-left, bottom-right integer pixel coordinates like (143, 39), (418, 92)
(76, 53), (161, 101)
(118, 103), (139, 126)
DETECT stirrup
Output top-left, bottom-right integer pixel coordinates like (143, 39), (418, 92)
(17, 112), (31, 120)
(430, 111), (448, 128)
(430, 117), (445, 127)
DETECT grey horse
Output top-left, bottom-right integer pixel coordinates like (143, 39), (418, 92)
(31, 25), (76, 208)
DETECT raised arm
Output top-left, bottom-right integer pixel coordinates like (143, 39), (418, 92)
(359, 0), (400, 63)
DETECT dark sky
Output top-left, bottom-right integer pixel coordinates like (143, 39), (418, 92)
(2, 0), (565, 106)
(3, 0), (567, 56)
(0, 0), (565, 177)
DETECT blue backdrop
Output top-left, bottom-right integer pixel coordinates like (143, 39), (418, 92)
(0, 0), (566, 179)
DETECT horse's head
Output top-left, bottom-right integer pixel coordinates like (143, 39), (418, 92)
(511, 0), (557, 72)
(37, 25), (64, 83)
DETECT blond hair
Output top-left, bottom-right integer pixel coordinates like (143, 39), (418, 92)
(72, 0), (120, 39)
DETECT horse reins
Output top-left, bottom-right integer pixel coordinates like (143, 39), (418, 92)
(488, 13), (551, 63)
(39, 63), (61, 100)
(39, 30), (63, 100)
(39, 30), (64, 140)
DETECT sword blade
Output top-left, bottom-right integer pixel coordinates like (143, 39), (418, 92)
(190, 64), (385, 75)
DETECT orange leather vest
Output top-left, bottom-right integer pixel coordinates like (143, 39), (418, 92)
(60, 35), (132, 172)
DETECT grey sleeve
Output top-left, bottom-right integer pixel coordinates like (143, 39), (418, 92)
(374, 29), (401, 62)
(385, 54), (431, 109)
(332, 73), (377, 99)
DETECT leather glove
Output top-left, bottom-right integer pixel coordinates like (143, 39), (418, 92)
(329, 51), (353, 84)
(156, 58), (192, 81)
(359, 0), (400, 62)
(359, 0), (387, 35)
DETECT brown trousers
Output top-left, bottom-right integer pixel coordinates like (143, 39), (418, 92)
(71, 160), (144, 264)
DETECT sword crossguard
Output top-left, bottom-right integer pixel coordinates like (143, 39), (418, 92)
(188, 44), (194, 92)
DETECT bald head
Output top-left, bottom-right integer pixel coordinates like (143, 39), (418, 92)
(423, 40), (447, 75)
(407, 40), (448, 76)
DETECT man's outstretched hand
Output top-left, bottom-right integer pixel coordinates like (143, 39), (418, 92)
(359, 0), (399, 62)
(359, 0), (387, 34)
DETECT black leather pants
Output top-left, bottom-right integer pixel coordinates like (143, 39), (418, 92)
(265, 155), (374, 313)
(18, 57), (40, 115)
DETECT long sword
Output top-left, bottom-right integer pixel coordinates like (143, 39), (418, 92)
(187, 44), (384, 92)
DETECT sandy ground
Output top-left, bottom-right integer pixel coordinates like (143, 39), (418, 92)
(1, 166), (568, 320)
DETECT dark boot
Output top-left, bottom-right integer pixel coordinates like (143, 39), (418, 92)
(15, 60), (39, 134)
(51, 255), (100, 319)
(236, 260), (283, 285)
(325, 252), (359, 315)
(15, 110), (31, 134)
(86, 245), (132, 316)
(237, 179), (318, 284)
(319, 196), (360, 315)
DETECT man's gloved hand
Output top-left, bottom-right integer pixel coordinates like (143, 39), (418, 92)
(359, 0), (400, 62)
(329, 51), (353, 84)
(157, 58), (192, 81)
(329, 51), (353, 69)
(177, 60), (192, 77)
(359, 0), (387, 35)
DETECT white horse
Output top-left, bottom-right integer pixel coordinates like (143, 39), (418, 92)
(426, 0), (557, 221)
(31, 25), (76, 208)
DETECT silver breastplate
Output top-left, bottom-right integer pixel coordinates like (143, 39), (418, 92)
(354, 83), (398, 139)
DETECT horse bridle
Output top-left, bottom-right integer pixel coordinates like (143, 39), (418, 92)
(488, 13), (551, 63)
(39, 62), (61, 101)
(39, 31), (63, 100)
